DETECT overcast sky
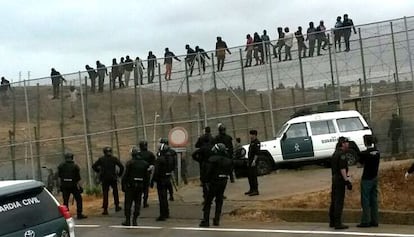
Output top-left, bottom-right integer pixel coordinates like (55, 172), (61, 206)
(1, 0), (413, 81)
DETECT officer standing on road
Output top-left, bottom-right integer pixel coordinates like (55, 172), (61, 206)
(195, 126), (214, 201)
(92, 147), (124, 215)
(214, 123), (234, 182)
(57, 152), (87, 220)
(329, 137), (353, 230)
(245, 130), (260, 196)
(199, 143), (233, 227)
(158, 138), (177, 201)
(121, 146), (149, 226)
(152, 140), (176, 221)
(357, 135), (380, 228)
(138, 140), (156, 208)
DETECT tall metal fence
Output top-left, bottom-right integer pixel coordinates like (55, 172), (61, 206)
(0, 16), (413, 185)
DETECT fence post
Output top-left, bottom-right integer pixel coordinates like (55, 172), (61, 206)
(403, 16), (414, 86)
(239, 48), (250, 137)
(169, 107), (175, 129)
(138, 80), (147, 140)
(328, 32), (336, 99)
(11, 88), (16, 179)
(358, 28), (368, 94)
(113, 115), (121, 159)
(332, 39), (343, 109)
(259, 94), (269, 139)
(34, 126), (41, 181)
(197, 53), (208, 127)
(228, 98), (237, 139)
(80, 73), (93, 187)
(109, 72), (114, 149)
(9, 131), (16, 180)
(211, 53), (218, 114)
(265, 47), (276, 137)
(59, 80), (65, 155)
(298, 54), (305, 103)
(158, 63), (165, 136)
(23, 80), (35, 179)
(36, 83), (41, 180)
(134, 80), (140, 144)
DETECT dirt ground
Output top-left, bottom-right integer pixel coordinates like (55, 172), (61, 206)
(263, 163), (414, 211)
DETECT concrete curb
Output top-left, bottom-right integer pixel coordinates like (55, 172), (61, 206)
(230, 208), (414, 225)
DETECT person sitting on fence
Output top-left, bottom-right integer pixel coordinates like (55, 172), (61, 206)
(50, 68), (66, 99)
(1, 76), (12, 106)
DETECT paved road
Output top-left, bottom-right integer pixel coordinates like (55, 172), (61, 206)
(75, 217), (414, 237)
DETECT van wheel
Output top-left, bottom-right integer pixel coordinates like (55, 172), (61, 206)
(345, 150), (358, 166)
(256, 156), (273, 176)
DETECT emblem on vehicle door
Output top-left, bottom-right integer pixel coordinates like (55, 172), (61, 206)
(294, 143), (300, 152)
(24, 230), (35, 237)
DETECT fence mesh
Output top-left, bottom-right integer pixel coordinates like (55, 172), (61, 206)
(0, 16), (413, 184)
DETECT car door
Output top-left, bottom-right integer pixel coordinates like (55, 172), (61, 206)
(281, 122), (314, 160)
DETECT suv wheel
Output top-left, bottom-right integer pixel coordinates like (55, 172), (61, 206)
(345, 150), (358, 166)
(256, 156), (273, 176)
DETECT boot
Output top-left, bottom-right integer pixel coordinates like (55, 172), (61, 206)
(122, 217), (131, 226)
(199, 220), (209, 227)
(77, 214), (87, 220)
(213, 218), (220, 226)
(115, 206), (122, 212)
(132, 216), (138, 226)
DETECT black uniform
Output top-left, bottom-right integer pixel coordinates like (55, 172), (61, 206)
(329, 148), (349, 228)
(201, 152), (233, 226)
(92, 154), (124, 213)
(121, 155), (149, 226)
(153, 150), (176, 221)
(139, 149), (156, 207)
(195, 131), (214, 200)
(214, 132), (234, 181)
(163, 147), (177, 200)
(57, 159), (84, 218)
(247, 138), (261, 194)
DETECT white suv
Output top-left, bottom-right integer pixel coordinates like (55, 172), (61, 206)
(239, 110), (372, 176)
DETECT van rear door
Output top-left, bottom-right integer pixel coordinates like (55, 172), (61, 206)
(281, 122), (314, 160)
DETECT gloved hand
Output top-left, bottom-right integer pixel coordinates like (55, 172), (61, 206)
(405, 172), (410, 180)
(251, 160), (256, 167)
(345, 180), (353, 191)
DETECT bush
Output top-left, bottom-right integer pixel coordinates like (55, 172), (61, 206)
(84, 185), (102, 197)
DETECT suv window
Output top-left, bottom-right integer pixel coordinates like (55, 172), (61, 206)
(0, 188), (60, 236)
(310, 120), (336, 135)
(285, 123), (308, 138)
(337, 117), (364, 132)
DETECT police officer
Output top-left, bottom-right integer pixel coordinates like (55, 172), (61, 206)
(92, 147), (124, 215)
(152, 140), (175, 221)
(121, 146), (149, 226)
(329, 137), (353, 229)
(57, 152), (87, 219)
(213, 123), (234, 182)
(138, 140), (156, 208)
(195, 126), (214, 201)
(199, 143), (233, 227)
(159, 138), (177, 201)
(245, 130), (260, 196)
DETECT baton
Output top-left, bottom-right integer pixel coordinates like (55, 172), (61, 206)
(170, 176), (178, 192)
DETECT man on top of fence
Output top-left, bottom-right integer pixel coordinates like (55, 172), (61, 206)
(343, 14), (357, 52)
(215, 36), (231, 72)
(50, 68), (66, 99)
(0, 76), (12, 106)
(164, 48), (181, 81)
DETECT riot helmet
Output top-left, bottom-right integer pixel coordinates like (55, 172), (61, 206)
(211, 143), (227, 155)
(64, 152), (74, 161)
(139, 140), (148, 151)
(159, 137), (169, 145)
(130, 146), (140, 158)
